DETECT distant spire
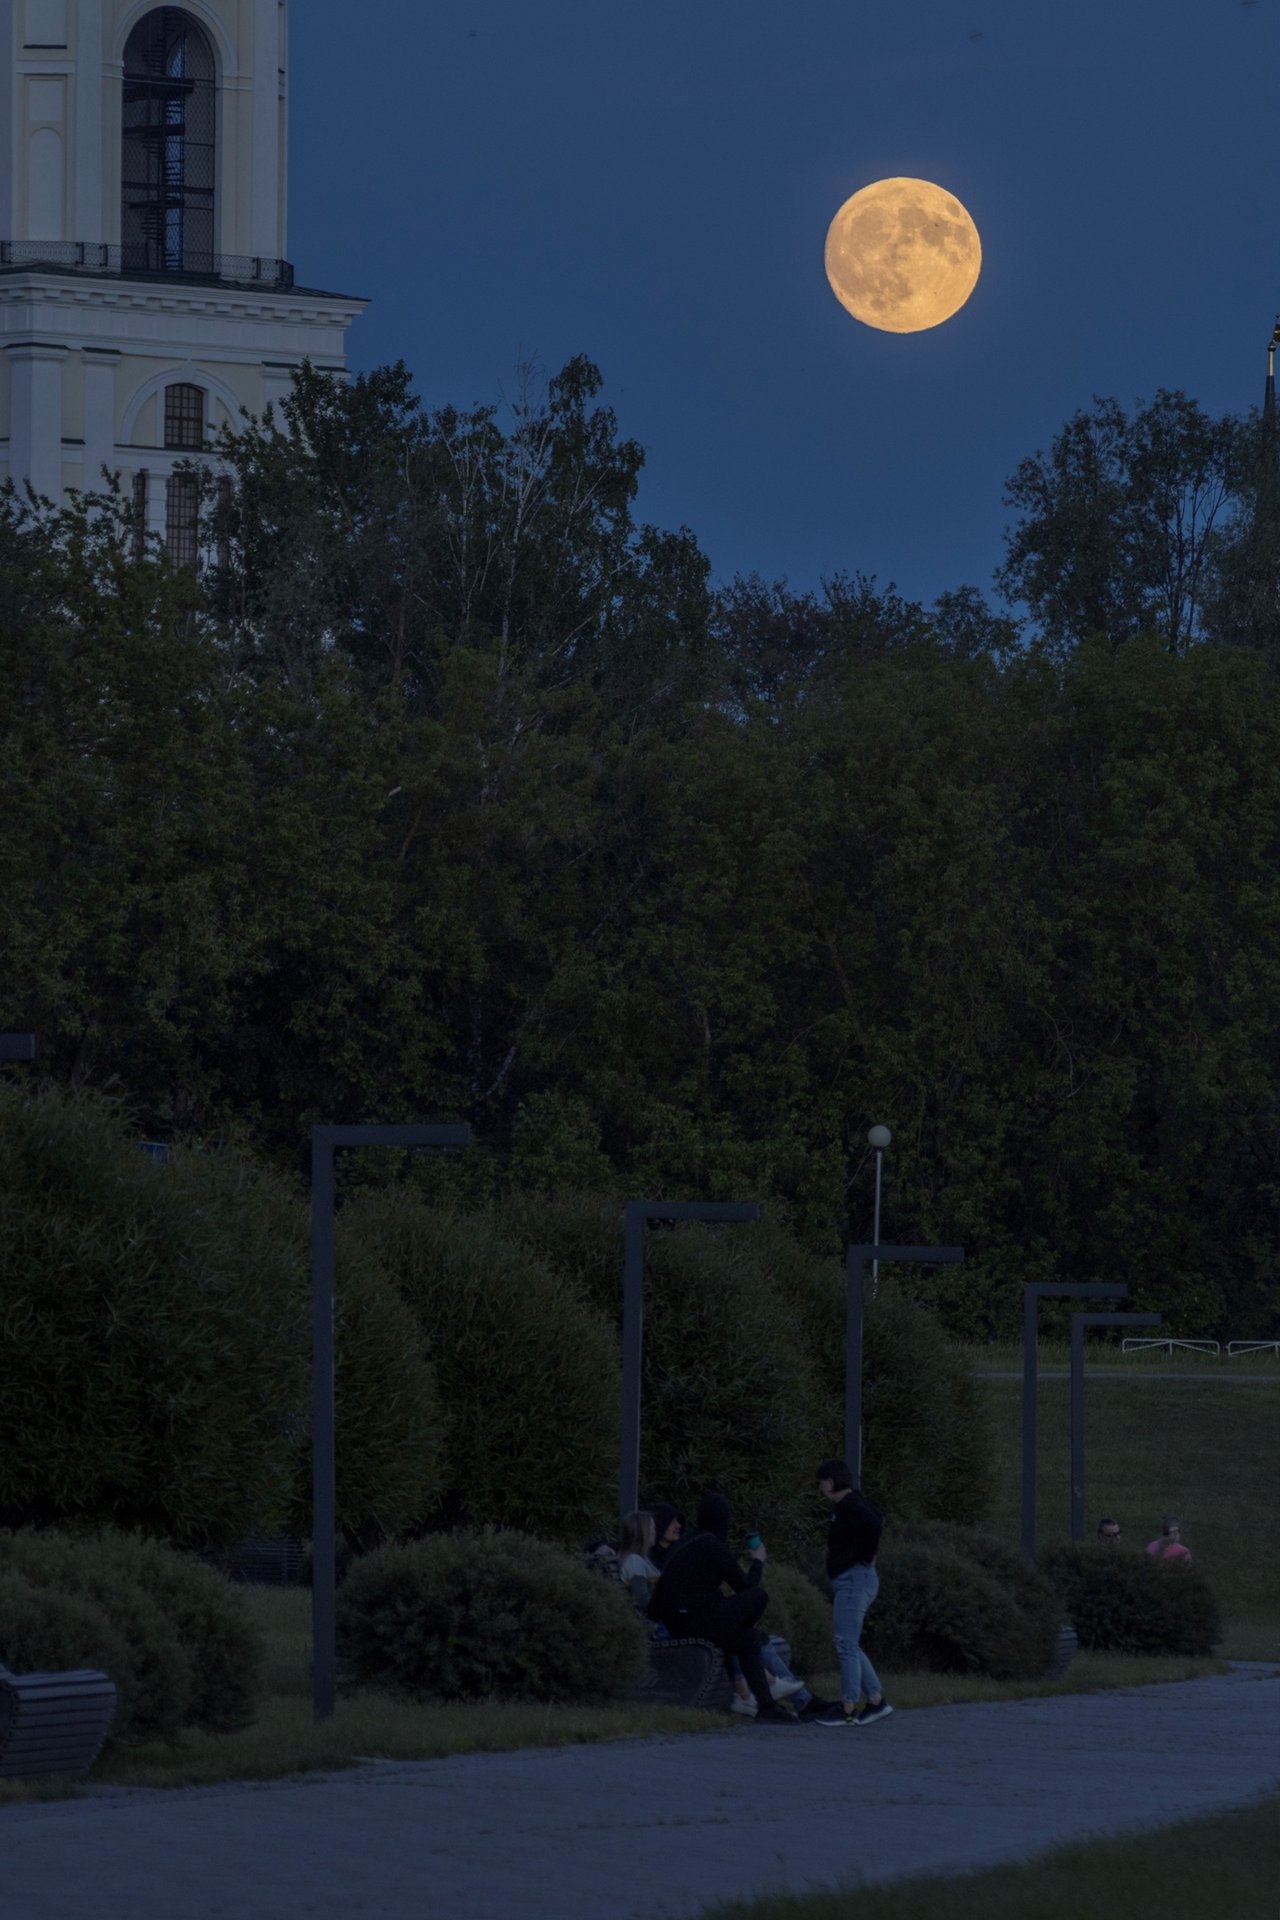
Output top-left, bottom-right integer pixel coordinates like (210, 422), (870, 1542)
(1262, 316), (1280, 498)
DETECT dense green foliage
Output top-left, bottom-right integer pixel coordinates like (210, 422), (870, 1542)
(335, 1531), (650, 1702)
(3, 361), (1277, 1346)
(0, 1569), (135, 1731)
(0, 1528), (267, 1740)
(74, 1529), (265, 1733)
(340, 1190), (620, 1541)
(1039, 1544), (1222, 1656)
(0, 1084), (306, 1545)
(0, 1084), (446, 1547)
(0, 1532), (192, 1740)
(886, 1522), (1060, 1677)
(494, 1190), (991, 1538)
(861, 1524), (1062, 1679)
(760, 1565), (832, 1677)
(863, 1543), (1043, 1680)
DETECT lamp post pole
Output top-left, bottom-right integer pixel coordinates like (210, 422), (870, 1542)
(867, 1124), (890, 1295)
(1020, 1282), (1130, 1562)
(310, 1122), (471, 1720)
(1069, 1311), (1161, 1541)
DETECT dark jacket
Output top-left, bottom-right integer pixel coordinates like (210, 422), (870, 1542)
(826, 1489), (883, 1580)
(653, 1494), (760, 1623)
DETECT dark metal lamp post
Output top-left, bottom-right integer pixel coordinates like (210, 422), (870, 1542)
(310, 1122), (471, 1720)
(1069, 1310), (1161, 1541)
(1021, 1282), (1129, 1561)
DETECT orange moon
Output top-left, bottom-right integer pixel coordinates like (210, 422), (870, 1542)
(825, 178), (981, 333)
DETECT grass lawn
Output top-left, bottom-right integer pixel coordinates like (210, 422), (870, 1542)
(971, 1361), (1280, 1660)
(697, 1794), (1280, 1920)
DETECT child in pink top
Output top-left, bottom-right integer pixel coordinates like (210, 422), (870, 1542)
(1145, 1515), (1192, 1563)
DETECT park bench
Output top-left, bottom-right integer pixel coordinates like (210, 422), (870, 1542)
(623, 1634), (738, 1711)
(0, 1664), (117, 1778)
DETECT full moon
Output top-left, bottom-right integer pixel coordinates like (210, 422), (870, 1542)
(825, 178), (981, 334)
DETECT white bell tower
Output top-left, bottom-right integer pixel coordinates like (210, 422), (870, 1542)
(0, 2), (366, 551)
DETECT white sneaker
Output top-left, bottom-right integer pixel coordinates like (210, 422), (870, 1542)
(730, 1695), (758, 1716)
(769, 1674), (804, 1702)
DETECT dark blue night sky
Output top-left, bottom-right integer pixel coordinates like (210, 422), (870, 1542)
(292, 0), (1279, 611)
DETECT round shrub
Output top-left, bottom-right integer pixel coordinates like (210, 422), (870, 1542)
(1039, 1544), (1222, 1656)
(890, 1521), (1060, 1677)
(863, 1543), (1031, 1678)
(760, 1565), (832, 1677)
(286, 1223), (447, 1547)
(494, 1190), (828, 1553)
(0, 1532), (192, 1741)
(0, 1569), (134, 1746)
(335, 1530), (650, 1703)
(339, 1191), (620, 1542)
(0, 1083), (308, 1547)
(84, 1530), (265, 1733)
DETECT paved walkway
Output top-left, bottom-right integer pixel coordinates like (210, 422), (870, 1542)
(3, 1669), (1277, 1920)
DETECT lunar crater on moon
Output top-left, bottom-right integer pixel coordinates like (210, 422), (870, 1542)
(825, 178), (982, 334)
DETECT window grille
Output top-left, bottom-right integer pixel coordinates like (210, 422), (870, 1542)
(164, 381), (205, 450)
(165, 470), (200, 569)
(121, 9), (216, 276)
(131, 470), (149, 561)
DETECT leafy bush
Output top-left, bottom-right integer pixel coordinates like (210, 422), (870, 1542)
(493, 1191), (828, 1552)
(0, 1569), (134, 1743)
(0, 1084), (307, 1546)
(0, 1532), (192, 1740)
(863, 1543), (1035, 1679)
(1039, 1544), (1222, 1656)
(82, 1530), (265, 1733)
(760, 1564), (832, 1676)
(338, 1191), (620, 1542)
(335, 1530), (650, 1702)
(496, 1189), (993, 1541)
(889, 1521), (1060, 1677)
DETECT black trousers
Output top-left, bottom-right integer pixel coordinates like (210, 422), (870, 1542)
(668, 1587), (773, 1711)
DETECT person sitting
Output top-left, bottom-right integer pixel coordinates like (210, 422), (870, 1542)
(1096, 1518), (1122, 1546)
(1145, 1515), (1192, 1564)
(647, 1502), (684, 1569)
(651, 1492), (795, 1725)
(617, 1511), (662, 1610)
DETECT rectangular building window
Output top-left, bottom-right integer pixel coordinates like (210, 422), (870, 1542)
(164, 382), (205, 450)
(165, 470), (200, 569)
(131, 469), (149, 561)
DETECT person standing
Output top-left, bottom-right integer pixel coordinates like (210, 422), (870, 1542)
(814, 1458), (893, 1728)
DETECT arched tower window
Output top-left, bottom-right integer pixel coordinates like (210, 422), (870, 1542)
(164, 381), (206, 450)
(121, 9), (216, 276)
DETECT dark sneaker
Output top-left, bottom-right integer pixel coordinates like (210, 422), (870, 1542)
(814, 1708), (858, 1727)
(854, 1699), (894, 1726)
(754, 1704), (800, 1724)
(797, 1698), (840, 1721)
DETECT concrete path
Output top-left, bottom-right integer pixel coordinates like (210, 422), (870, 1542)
(3, 1669), (1277, 1920)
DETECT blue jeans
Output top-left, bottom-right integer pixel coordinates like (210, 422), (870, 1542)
(726, 1636), (812, 1708)
(832, 1564), (882, 1705)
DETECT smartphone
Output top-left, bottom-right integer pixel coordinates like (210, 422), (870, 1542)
(745, 1532), (762, 1550)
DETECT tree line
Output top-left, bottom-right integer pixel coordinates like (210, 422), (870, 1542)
(1, 359), (1277, 1338)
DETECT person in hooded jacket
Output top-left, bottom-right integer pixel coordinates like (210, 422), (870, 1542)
(647, 1502), (684, 1569)
(651, 1492), (796, 1724)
